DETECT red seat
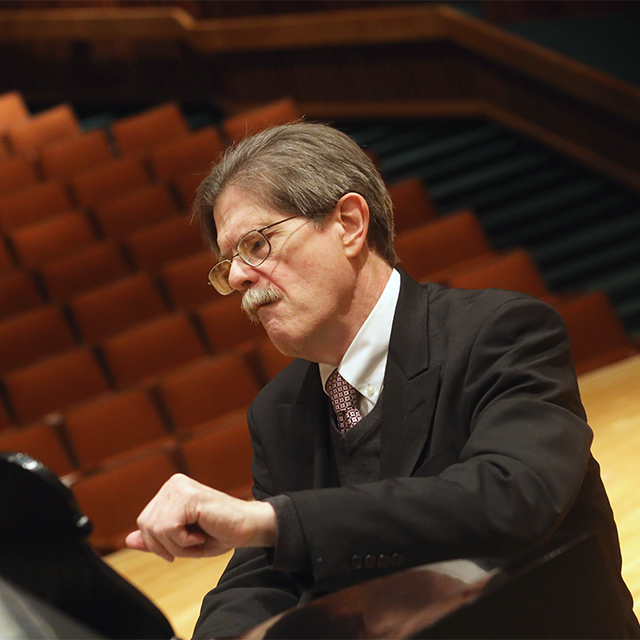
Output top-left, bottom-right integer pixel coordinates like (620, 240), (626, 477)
(182, 417), (253, 499)
(0, 156), (38, 198)
(101, 313), (206, 388)
(223, 98), (302, 143)
(0, 423), (75, 478)
(0, 241), (15, 273)
(39, 241), (131, 301)
(160, 251), (216, 310)
(71, 450), (179, 552)
(0, 397), (12, 432)
(65, 389), (172, 471)
(149, 127), (225, 181)
(112, 102), (189, 155)
(70, 272), (168, 343)
(448, 249), (551, 300)
(173, 172), (205, 209)
(69, 157), (151, 208)
(257, 338), (294, 382)
(157, 353), (259, 434)
(0, 91), (29, 135)
(551, 291), (639, 375)
(395, 210), (493, 282)
(197, 294), (266, 353)
(5, 347), (110, 425)
(93, 184), (180, 239)
(0, 305), (77, 374)
(0, 181), (73, 233)
(0, 270), (43, 321)
(6, 104), (79, 158)
(39, 129), (113, 179)
(124, 216), (206, 271)
(11, 211), (97, 268)
(388, 177), (438, 234)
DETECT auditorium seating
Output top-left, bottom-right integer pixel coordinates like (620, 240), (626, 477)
(160, 250), (216, 310)
(5, 347), (110, 425)
(112, 102), (189, 155)
(156, 353), (259, 434)
(69, 273), (169, 343)
(0, 156), (38, 197)
(64, 389), (173, 471)
(182, 416), (254, 499)
(40, 241), (131, 301)
(395, 210), (494, 282)
(72, 450), (180, 552)
(0, 305), (77, 374)
(222, 97), (302, 143)
(149, 126), (225, 181)
(0, 180), (73, 233)
(10, 211), (98, 268)
(100, 313), (206, 388)
(69, 156), (151, 208)
(93, 183), (180, 239)
(1, 93), (637, 558)
(6, 104), (79, 158)
(0, 423), (75, 478)
(39, 129), (114, 179)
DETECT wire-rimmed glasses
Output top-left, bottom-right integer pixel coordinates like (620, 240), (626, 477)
(208, 215), (301, 295)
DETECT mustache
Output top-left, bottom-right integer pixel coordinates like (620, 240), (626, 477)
(241, 285), (281, 324)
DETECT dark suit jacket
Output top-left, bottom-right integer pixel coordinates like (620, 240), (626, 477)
(193, 271), (633, 639)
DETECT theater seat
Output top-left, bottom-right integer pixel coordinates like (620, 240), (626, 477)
(0, 180), (73, 233)
(0, 270), (43, 321)
(40, 241), (131, 301)
(447, 249), (551, 300)
(173, 172), (205, 209)
(160, 250), (216, 310)
(93, 183), (180, 239)
(5, 347), (110, 425)
(70, 156), (151, 208)
(156, 353), (259, 433)
(71, 450), (179, 552)
(257, 338), (294, 381)
(100, 313), (206, 388)
(6, 104), (79, 158)
(182, 417), (254, 499)
(112, 102), (189, 155)
(70, 272), (168, 343)
(10, 211), (97, 268)
(394, 210), (493, 283)
(0, 305), (77, 374)
(65, 389), (173, 471)
(387, 177), (437, 234)
(149, 126), (225, 181)
(39, 129), (113, 179)
(0, 423), (74, 478)
(0, 156), (38, 198)
(0, 91), (29, 134)
(223, 97), (302, 144)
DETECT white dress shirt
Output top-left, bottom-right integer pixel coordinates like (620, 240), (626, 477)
(319, 269), (401, 417)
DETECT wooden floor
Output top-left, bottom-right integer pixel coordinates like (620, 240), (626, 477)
(106, 354), (640, 639)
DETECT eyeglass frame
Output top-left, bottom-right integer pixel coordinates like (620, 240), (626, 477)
(208, 214), (302, 295)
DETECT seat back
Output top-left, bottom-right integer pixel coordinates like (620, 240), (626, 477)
(223, 97), (302, 143)
(39, 129), (113, 179)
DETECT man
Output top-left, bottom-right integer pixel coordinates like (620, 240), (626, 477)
(126, 123), (638, 638)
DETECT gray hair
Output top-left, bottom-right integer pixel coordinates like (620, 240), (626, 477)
(192, 122), (397, 266)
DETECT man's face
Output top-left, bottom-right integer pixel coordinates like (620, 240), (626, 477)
(213, 186), (357, 363)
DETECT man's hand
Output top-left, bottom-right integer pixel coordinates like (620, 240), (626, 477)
(124, 474), (278, 562)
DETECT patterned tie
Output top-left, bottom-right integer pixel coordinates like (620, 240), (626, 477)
(325, 369), (362, 434)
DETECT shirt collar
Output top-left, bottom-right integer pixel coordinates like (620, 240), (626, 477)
(319, 269), (401, 410)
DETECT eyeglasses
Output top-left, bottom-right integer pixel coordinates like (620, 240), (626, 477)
(208, 215), (302, 295)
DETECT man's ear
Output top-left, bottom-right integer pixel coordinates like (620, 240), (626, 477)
(333, 193), (369, 258)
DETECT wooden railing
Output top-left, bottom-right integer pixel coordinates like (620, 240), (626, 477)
(2, 4), (640, 191)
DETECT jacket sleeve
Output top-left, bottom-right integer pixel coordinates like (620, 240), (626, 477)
(284, 296), (594, 593)
(192, 407), (304, 640)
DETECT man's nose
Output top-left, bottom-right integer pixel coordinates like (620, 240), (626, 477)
(227, 258), (258, 292)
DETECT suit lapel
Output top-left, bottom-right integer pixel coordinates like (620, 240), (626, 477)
(275, 363), (335, 491)
(381, 271), (441, 478)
